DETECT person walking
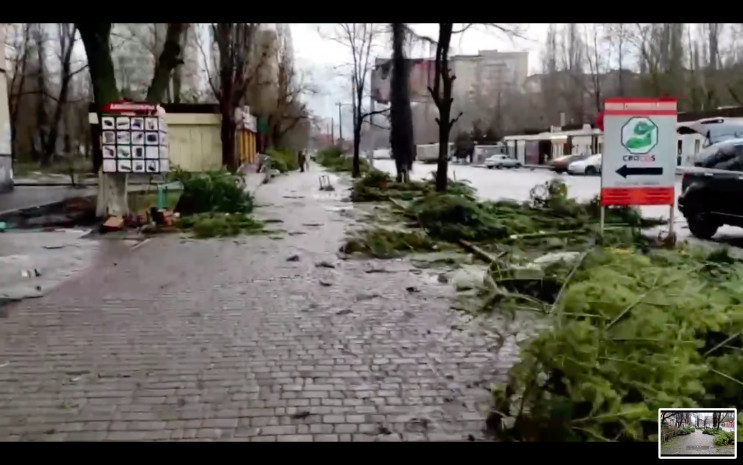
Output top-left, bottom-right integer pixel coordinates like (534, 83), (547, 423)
(298, 150), (306, 172)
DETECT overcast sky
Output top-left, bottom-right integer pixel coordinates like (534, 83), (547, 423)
(290, 23), (549, 135)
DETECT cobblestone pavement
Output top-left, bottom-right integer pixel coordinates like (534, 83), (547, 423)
(0, 169), (516, 442)
(661, 430), (735, 456)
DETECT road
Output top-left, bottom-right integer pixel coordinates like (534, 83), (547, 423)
(372, 159), (743, 247)
(0, 186), (96, 215)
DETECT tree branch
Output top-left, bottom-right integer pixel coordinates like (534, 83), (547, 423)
(360, 107), (390, 120)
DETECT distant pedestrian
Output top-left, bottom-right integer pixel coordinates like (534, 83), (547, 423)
(298, 150), (306, 172)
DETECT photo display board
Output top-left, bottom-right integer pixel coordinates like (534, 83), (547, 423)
(101, 113), (170, 174)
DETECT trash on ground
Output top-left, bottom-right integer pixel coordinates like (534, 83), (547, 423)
(103, 215), (125, 231)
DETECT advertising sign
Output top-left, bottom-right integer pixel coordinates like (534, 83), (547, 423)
(99, 102), (169, 174)
(601, 98), (677, 206)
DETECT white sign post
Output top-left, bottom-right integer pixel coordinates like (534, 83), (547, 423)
(601, 98), (678, 240)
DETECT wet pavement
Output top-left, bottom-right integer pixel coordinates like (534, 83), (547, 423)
(0, 186), (96, 215)
(0, 168), (517, 442)
(661, 430), (735, 456)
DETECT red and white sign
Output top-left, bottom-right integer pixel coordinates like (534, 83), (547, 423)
(101, 101), (159, 115)
(601, 98), (677, 206)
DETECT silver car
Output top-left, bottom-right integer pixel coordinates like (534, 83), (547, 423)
(484, 154), (521, 169)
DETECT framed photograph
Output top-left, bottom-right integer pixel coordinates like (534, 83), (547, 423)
(117, 159), (133, 173)
(102, 131), (116, 145)
(102, 159), (117, 173)
(101, 116), (115, 130)
(131, 131), (144, 145)
(117, 145), (131, 158)
(117, 131), (131, 144)
(659, 408), (736, 459)
(102, 145), (116, 158)
(145, 132), (159, 145)
(116, 117), (130, 130)
(145, 117), (158, 131)
(131, 117), (144, 130)
(145, 146), (159, 159)
(159, 159), (170, 172)
(132, 160), (146, 173)
(159, 145), (168, 159)
(132, 146), (145, 159)
(145, 160), (159, 173)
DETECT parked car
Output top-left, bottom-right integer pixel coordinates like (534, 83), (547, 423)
(551, 153), (589, 173)
(484, 154), (521, 169)
(568, 153), (602, 175)
(677, 121), (743, 239)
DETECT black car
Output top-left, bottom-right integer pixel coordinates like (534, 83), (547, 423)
(678, 121), (743, 239)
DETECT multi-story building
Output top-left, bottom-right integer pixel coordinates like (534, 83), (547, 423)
(451, 50), (529, 131)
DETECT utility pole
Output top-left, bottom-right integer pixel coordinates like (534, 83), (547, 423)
(336, 103), (343, 141)
(330, 117), (335, 145)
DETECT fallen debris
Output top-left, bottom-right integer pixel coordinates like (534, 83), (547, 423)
(315, 260), (336, 269)
(103, 215), (124, 231)
(319, 280), (333, 287)
(336, 309), (352, 316)
(286, 255), (300, 262)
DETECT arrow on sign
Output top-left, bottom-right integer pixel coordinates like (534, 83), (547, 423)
(615, 165), (663, 178)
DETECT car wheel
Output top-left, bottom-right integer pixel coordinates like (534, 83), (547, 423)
(585, 166), (597, 175)
(515, 163), (522, 169)
(686, 211), (720, 240)
(487, 165), (493, 169)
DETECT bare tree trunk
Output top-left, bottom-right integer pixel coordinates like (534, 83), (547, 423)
(427, 23), (461, 193)
(389, 23), (414, 183)
(78, 22), (185, 218)
(43, 24), (78, 166)
(147, 23), (186, 102)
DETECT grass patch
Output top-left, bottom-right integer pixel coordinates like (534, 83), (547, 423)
(317, 146), (370, 174)
(178, 212), (266, 238)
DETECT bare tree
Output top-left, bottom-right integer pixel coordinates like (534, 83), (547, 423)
(605, 23), (630, 96)
(583, 24), (605, 114)
(77, 22), (186, 217)
(327, 23), (388, 178)
(203, 23), (267, 170)
(7, 23), (32, 159)
(42, 23), (88, 166)
(266, 40), (313, 149)
(389, 23), (414, 182)
(427, 23), (461, 192)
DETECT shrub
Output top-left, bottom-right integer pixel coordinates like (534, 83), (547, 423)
(316, 146), (369, 174)
(169, 167), (253, 215)
(714, 431), (735, 446)
(488, 247), (743, 442)
(267, 149), (298, 173)
(704, 427), (723, 435)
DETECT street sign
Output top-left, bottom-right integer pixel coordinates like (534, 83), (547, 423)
(601, 98), (677, 206)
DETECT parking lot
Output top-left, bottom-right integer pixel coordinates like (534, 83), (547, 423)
(371, 159), (743, 248)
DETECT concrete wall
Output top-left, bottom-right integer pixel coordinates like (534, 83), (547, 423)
(90, 112), (223, 172)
